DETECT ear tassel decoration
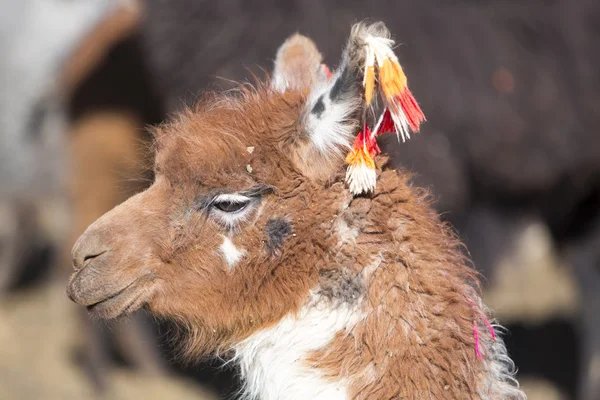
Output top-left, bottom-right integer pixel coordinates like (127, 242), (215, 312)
(346, 34), (426, 195)
(345, 124), (380, 194)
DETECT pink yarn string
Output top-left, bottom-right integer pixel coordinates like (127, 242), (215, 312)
(473, 320), (482, 359)
(467, 298), (497, 359)
(482, 315), (496, 341)
(472, 314), (497, 359)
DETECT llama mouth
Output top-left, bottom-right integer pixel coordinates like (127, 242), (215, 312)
(86, 282), (146, 320)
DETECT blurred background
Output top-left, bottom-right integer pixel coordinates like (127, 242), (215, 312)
(1, 0), (598, 399)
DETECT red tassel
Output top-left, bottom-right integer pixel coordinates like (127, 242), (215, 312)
(396, 87), (425, 132)
(373, 108), (396, 136)
(350, 125), (380, 157)
(345, 125), (380, 194)
(346, 30), (427, 195)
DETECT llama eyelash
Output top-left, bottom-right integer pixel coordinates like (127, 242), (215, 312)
(209, 193), (256, 230)
(213, 193), (253, 204)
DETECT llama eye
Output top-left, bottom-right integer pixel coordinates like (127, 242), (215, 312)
(211, 194), (252, 214)
(205, 189), (270, 229)
(213, 200), (249, 213)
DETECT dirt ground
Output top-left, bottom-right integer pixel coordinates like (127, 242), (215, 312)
(0, 280), (216, 400)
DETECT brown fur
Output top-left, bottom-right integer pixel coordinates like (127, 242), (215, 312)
(308, 165), (486, 399)
(67, 28), (520, 398)
(69, 87), (324, 352)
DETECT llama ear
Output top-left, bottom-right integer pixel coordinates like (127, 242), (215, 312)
(302, 22), (425, 194)
(272, 33), (324, 92)
(301, 24), (380, 157)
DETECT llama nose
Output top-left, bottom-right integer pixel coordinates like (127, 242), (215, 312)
(71, 232), (110, 271)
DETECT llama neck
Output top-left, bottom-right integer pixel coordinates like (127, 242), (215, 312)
(230, 285), (524, 400)
(233, 297), (362, 400)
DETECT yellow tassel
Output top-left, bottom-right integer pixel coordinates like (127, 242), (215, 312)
(364, 66), (376, 106)
(363, 45), (376, 106)
(345, 146), (377, 195)
(345, 146), (375, 170)
(345, 32), (426, 195)
(391, 60), (407, 91)
(379, 58), (407, 100)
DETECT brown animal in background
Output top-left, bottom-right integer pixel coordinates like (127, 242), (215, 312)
(64, 1), (169, 389)
(67, 22), (525, 399)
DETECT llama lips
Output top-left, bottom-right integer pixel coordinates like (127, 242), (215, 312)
(85, 281), (145, 320)
(67, 267), (145, 319)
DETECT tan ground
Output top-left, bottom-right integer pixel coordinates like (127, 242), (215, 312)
(0, 281), (216, 400)
(521, 377), (568, 400)
(483, 220), (579, 325)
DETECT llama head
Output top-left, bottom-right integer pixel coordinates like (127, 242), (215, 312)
(66, 22), (525, 398)
(67, 23), (392, 351)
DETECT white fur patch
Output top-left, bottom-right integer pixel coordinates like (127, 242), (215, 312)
(304, 76), (360, 157)
(334, 218), (359, 246)
(233, 297), (362, 400)
(220, 236), (245, 268)
(272, 72), (290, 93)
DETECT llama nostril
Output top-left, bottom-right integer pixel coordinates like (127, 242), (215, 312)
(71, 229), (112, 270)
(83, 251), (106, 265)
(72, 248), (108, 271)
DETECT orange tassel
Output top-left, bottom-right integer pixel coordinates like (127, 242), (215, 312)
(346, 125), (380, 166)
(345, 125), (379, 194)
(345, 145), (375, 170)
(379, 58), (407, 100)
(345, 33), (426, 194)
(364, 66), (376, 106)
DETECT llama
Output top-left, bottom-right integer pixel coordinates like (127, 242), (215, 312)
(67, 22), (525, 399)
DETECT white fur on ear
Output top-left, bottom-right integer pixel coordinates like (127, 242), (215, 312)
(272, 33), (323, 92)
(304, 67), (362, 156)
(301, 22), (426, 197)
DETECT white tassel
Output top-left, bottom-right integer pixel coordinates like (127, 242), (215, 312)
(345, 163), (377, 195)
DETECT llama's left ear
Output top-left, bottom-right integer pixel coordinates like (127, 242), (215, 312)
(271, 33), (325, 92)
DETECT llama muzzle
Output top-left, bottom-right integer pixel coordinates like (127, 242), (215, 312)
(66, 190), (163, 319)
